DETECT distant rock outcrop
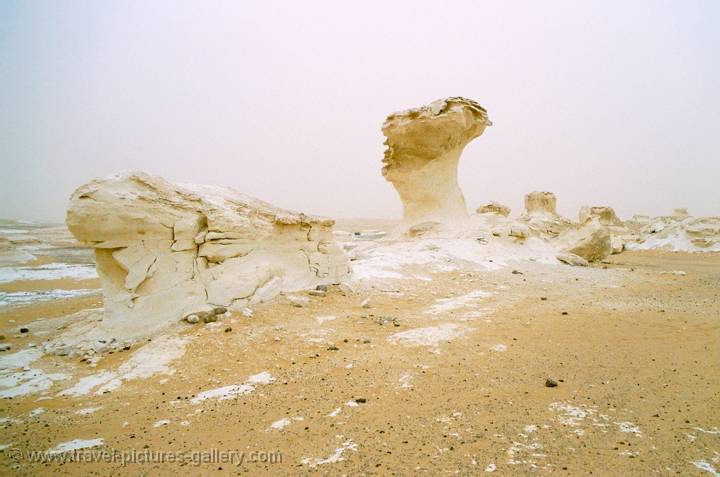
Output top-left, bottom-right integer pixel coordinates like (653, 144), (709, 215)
(66, 171), (349, 340)
(626, 212), (720, 252)
(523, 191), (559, 218)
(579, 206), (622, 226)
(381, 97), (492, 227)
(518, 191), (573, 238)
(476, 202), (511, 217)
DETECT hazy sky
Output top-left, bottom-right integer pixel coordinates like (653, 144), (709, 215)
(1, 0), (719, 222)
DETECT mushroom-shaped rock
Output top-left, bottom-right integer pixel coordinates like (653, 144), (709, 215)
(381, 97), (492, 226)
(579, 206), (622, 226)
(476, 202), (511, 217)
(66, 171), (349, 341)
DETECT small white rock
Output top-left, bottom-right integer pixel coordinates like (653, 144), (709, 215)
(287, 295), (310, 307)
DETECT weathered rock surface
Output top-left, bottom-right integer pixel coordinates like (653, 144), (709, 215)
(626, 214), (720, 252)
(518, 191), (573, 238)
(579, 206), (622, 226)
(66, 171), (349, 340)
(476, 202), (511, 217)
(563, 226), (612, 262)
(523, 191), (559, 218)
(556, 252), (589, 267)
(381, 97), (492, 227)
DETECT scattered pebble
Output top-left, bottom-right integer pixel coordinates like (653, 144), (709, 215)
(545, 378), (558, 388)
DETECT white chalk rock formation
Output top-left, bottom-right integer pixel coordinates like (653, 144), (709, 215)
(672, 208), (689, 219)
(381, 97), (492, 227)
(561, 225), (612, 262)
(476, 202), (511, 217)
(578, 205), (631, 253)
(579, 206), (622, 226)
(626, 214), (720, 252)
(66, 171), (349, 340)
(524, 191), (559, 218)
(518, 191), (573, 238)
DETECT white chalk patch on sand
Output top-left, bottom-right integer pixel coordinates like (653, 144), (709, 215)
(316, 315), (337, 325)
(387, 323), (467, 349)
(694, 427), (720, 435)
(0, 369), (69, 398)
(301, 440), (358, 467)
(269, 418), (291, 430)
(75, 407), (102, 416)
(0, 417), (22, 425)
(660, 270), (687, 276)
(58, 337), (189, 397)
(399, 372), (413, 389)
(490, 344), (507, 352)
(246, 371), (274, 385)
(0, 443), (12, 451)
(426, 290), (492, 315)
(0, 348), (44, 370)
(191, 371), (274, 404)
(0, 263), (97, 284)
(485, 463), (497, 472)
(59, 371), (116, 397)
(345, 400), (359, 407)
(153, 419), (170, 428)
(350, 237), (559, 282)
(0, 289), (100, 307)
(615, 421), (642, 436)
(47, 438), (104, 455)
(328, 407), (342, 417)
(267, 416), (303, 431)
(523, 425), (538, 434)
(29, 407), (46, 417)
(692, 461), (720, 477)
(191, 384), (254, 404)
(549, 402), (594, 427)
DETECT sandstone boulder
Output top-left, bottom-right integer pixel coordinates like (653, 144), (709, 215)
(381, 97), (492, 227)
(66, 171), (349, 340)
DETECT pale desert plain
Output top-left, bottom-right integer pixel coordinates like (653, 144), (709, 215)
(0, 97), (719, 477)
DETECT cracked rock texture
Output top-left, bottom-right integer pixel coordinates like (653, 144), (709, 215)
(381, 97), (492, 227)
(66, 171), (349, 340)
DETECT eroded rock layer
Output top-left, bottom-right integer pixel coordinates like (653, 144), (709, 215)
(66, 171), (349, 339)
(381, 97), (492, 226)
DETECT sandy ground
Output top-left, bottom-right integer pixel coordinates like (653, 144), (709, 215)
(0, 250), (719, 476)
